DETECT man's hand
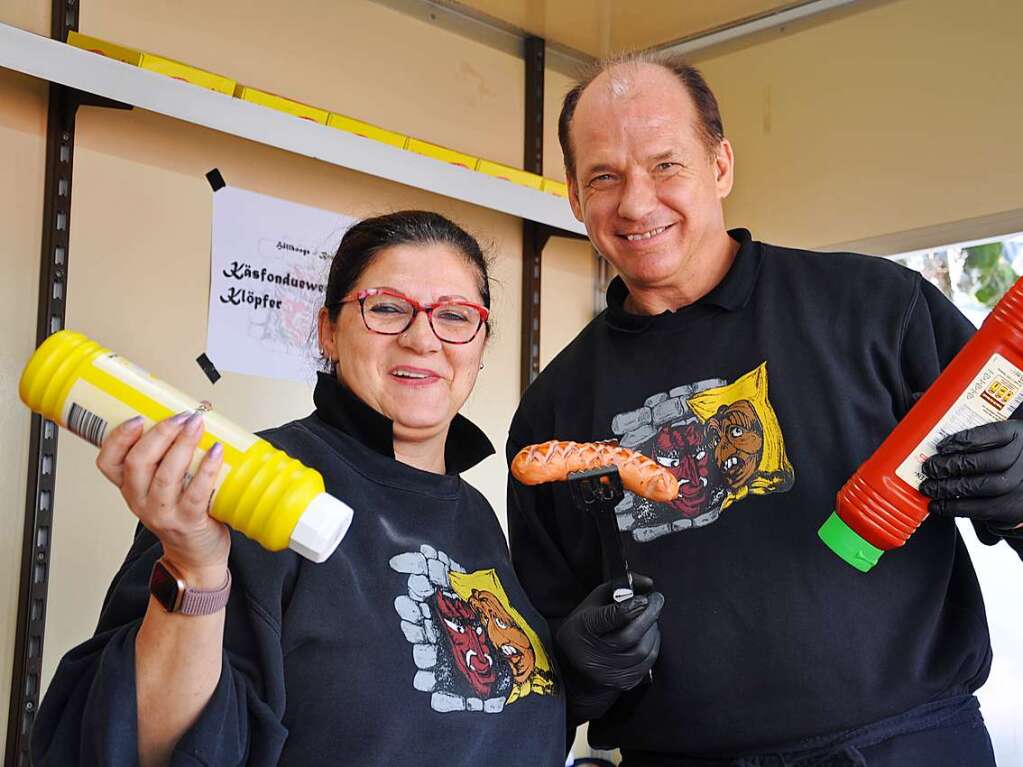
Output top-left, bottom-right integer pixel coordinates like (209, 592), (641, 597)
(558, 574), (663, 688)
(921, 421), (1023, 532)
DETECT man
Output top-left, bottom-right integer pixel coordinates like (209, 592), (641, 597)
(507, 53), (1023, 766)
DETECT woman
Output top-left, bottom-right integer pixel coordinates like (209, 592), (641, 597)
(32, 211), (565, 766)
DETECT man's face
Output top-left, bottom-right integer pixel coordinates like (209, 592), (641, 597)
(566, 63), (734, 293)
(706, 400), (763, 489)
(653, 422), (714, 517)
(468, 589), (536, 684)
(435, 591), (497, 697)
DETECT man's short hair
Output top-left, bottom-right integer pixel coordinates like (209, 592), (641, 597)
(557, 52), (725, 180)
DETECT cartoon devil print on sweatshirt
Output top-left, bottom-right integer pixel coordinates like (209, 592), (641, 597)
(612, 362), (795, 542)
(390, 546), (558, 713)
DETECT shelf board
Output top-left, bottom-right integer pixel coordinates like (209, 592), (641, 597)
(0, 22), (585, 235)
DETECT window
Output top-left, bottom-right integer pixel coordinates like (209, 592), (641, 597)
(889, 233), (1023, 326)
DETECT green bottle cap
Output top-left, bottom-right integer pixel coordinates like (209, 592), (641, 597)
(818, 511), (884, 573)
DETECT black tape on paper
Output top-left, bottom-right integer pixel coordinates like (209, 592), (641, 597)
(196, 353), (222, 384)
(206, 168), (226, 192)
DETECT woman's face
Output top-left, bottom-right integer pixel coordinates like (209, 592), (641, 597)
(319, 242), (487, 444)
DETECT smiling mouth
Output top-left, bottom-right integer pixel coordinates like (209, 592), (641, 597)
(621, 224), (673, 241)
(390, 366), (442, 384)
(723, 456), (740, 471)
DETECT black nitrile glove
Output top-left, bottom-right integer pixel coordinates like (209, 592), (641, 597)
(921, 421), (1023, 534)
(556, 574), (663, 723)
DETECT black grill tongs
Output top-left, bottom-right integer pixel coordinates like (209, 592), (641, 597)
(567, 465), (634, 603)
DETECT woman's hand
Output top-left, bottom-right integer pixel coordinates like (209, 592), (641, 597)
(97, 412), (230, 585)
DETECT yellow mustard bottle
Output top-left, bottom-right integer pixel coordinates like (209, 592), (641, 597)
(19, 329), (353, 563)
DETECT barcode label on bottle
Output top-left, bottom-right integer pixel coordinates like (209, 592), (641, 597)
(68, 403), (108, 447)
(895, 352), (1023, 489)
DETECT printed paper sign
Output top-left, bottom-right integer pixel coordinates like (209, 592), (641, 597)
(208, 186), (355, 382)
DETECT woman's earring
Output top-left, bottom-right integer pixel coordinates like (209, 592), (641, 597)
(479, 362), (485, 370)
(322, 350), (338, 373)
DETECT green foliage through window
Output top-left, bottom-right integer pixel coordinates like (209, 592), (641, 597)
(962, 242), (1017, 308)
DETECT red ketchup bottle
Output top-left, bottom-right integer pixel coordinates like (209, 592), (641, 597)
(819, 275), (1023, 572)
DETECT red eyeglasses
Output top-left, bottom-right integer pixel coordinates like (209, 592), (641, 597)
(335, 288), (489, 344)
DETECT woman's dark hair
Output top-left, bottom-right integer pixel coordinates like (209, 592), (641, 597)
(324, 211), (492, 329)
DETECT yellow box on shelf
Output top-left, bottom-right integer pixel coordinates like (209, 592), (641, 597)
(235, 86), (328, 124)
(407, 139), (477, 170)
(66, 31), (142, 66)
(139, 53), (235, 95)
(475, 160), (543, 190)
(541, 179), (569, 198)
(327, 114), (408, 149)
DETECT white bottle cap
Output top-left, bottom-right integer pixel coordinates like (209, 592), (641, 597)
(288, 492), (354, 563)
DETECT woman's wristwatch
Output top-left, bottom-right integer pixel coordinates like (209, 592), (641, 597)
(148, 557), (232, 615)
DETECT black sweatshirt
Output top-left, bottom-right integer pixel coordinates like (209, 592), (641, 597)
(507, 229), (1022, 757)
(33, 374), (565, 766)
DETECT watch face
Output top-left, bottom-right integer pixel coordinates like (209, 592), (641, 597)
(149, 561), (182, 612)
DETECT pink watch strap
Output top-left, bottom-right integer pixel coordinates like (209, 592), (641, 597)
(178, 569), (232, 615)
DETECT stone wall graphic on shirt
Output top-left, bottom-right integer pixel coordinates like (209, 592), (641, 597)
(611, 362), (795, 542)
(390, 544), (558, 714)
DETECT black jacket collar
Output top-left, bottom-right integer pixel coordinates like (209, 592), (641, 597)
(605, 228), (762, 332)
(312, 372), (494, 475)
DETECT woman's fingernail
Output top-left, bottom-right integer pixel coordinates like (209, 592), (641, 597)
(125, 416), (145, 429)
(208, 442), (224, 459)
(170, 411), (191, 424)
(185, 412), (204, 433)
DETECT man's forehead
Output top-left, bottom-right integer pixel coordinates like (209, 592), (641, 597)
(574, 123), (677, 165)
(573, 66), (697, 145)
(572, 103), (696, 170)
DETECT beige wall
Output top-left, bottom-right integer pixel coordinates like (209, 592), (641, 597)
(0, 0), (597, 754)
(0, 66), (47, 755)
(541, 67), (597, 376)
(80, 0), (531, 170)
(541, 237), (596, 369)
(2, 0), (48, 35)
(699, 0), (1023, 252)
(8, 0), (1021, 758)
(42, 14), (529, 692)
(544, 66), (578, 182)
